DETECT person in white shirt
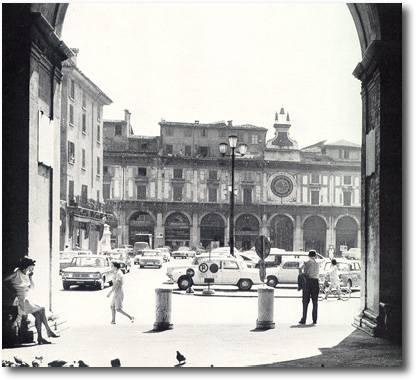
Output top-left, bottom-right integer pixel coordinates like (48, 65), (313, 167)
(328, 259), (341, 300)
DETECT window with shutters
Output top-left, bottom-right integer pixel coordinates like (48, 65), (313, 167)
(173, 169), (183, 179)
(68, 141), (75, 164)
(343, 191), (352, 206)
(68, 180), (74, 202)
(208, 187), (217, 203)
(311, 190), (320, 205)
(82, 91), (86, 109)
(199, 146), (209, 157)
(115, 124), (122, 136)
(81, 149), (86, 169)
(103, 183), (110, 199)
(69, 104), (74, 126)
(243, 188), (253, 205)
(251, 134), (259, 144)
(82, 113), (87, 134)
(311, 173), (320, 184)
(344, 175), (352, 185)
(81, 185), (88, 203)
(97, 157), (101, 176)
(209, 170), (217, 180)
(173, 186), (183, 201)
(137, 185), (147, 200)
(184, 145), (192, 156)
(97, 123), (101, 142)
(165, 145), (173, 155)
(69, 79), (75, 99)
(138, 167), (147, 177)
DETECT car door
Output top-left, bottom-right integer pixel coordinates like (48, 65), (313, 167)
(351, 262), (361, 288)
(219, 260), (241, 284)
(279, 261), (300, 283)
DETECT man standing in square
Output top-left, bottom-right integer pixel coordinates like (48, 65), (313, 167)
(299, 250), (320, 325)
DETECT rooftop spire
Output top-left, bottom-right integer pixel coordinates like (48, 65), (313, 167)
(286, 112), (290, 122)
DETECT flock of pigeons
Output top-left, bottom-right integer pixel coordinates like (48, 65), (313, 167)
(2, 356), (121, 367)
(2, 352), (189, 368)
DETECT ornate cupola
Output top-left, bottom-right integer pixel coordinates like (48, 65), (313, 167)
(267, 106), (298, 149)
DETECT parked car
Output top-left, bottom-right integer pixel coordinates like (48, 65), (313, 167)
(111, 258), (131, 274)
(171, 247), (196, 259)
(158, 247), (171, 262)
(259, 249), (325, 268)
(319, 259), (361, 290)
(59, 250), (92, 274)
(119, 245), (134, 256)
(61, 255), (113, 290)
(266, 259), (305, 286)
(343, 247), (361, 260)
(210, 247), (241, 256)
(133, 242), (150, 257)
(169, 257), (280, 291)
(137, 249), (164, 268)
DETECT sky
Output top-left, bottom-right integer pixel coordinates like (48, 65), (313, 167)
(62, 2), (362, 148)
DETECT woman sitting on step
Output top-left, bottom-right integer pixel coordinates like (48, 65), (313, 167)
(4, 256), (60, 345)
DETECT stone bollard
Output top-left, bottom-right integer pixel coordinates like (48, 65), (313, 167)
(256, 287), (275, 330)
(153, 288), (173, 331)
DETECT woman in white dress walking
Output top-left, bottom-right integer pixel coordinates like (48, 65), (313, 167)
(107, 261), (134, 324)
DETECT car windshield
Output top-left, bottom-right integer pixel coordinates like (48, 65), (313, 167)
(134, 243), (149, 249)
(71, 257), (107, 267)
(177, 247), (190, 251)
(323, 262), (351, 272)
(60, 253), (75, 260)
(143, 251), (158, 256)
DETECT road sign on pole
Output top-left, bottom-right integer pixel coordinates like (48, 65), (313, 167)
(255, 235), (271, 260)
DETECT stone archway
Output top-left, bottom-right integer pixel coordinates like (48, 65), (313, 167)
(128, 211), (155, 246)
(269, 215), (294, 251)
(335, 216), (359, 256)
(2, 3), (402, 340)
(235, 214), (260, 251)
(200, 213), (225, 249)
(303, 216), (327, 255)
(164, 212), (191, 249)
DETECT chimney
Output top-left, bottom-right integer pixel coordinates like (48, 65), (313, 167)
(124, 109), (131, 136)
(70, 48), (79, 65)
(227, 120), (233, 127)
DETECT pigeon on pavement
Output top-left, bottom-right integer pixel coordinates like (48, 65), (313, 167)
(78, 360), (89, 367)
(48, 360), (67, 367)
(176, 351), (186, 365)
(111, 358), (121, 367)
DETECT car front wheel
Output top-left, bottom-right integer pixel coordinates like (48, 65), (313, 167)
(238, 279), (252, 291)
(97, 278), (105, 290)
(63, 281), (70, 290)
(178, 276), (192, 290)
(266, 276), (278, 288)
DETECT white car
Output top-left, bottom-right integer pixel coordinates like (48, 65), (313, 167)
(169, 257), (279, 291)
(268, 259), (305, 286)
(138, 249), (163, 268)
(158, 247), (171, 262)
(171, 247), (196, 259)
(210, 247), (240, 256)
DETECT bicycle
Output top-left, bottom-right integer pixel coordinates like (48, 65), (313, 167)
(319, 280), (351, 301)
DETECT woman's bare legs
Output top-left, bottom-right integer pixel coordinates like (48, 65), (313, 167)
(33, 308), (59, 338)
(111, 306), (116, 324)
(116, 308), (134, 321)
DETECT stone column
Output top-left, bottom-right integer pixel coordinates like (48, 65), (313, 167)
(260, 213), (269, 239)
(293, 215), (303, 251)
(155, 212), (164, 248)
(349, 4), (402, 340)
(191, 212), (199, 248)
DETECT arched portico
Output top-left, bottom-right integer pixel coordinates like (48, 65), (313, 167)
(335, 215), (359, 255)
(128, 211), (156, 246)
(200, 213), (226, 249)
(235, 214), (260, 251)
(2, 3), (402, 341)
(268, 214), (294, 251)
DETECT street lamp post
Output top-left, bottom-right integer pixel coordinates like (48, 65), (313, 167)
(219, 136), (248, 257)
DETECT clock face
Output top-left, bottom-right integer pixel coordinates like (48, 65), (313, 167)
(271, 175), (293, 197)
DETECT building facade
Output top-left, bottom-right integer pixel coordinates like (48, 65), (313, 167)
(103, 109), (361, 256)
(60, 51), (112, 253)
